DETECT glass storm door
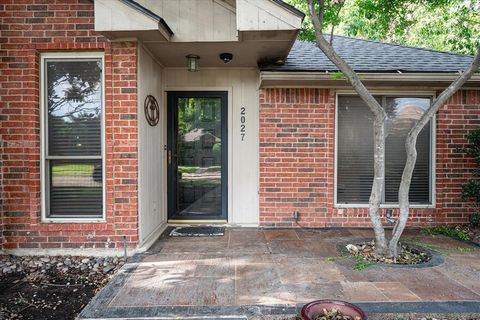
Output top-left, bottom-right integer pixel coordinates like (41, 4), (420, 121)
(167, 92), (228, 221)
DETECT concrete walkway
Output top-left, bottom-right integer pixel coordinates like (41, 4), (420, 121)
(79, 228), (480, 319)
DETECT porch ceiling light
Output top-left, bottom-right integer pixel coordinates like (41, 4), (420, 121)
(186, 54), (200, 72)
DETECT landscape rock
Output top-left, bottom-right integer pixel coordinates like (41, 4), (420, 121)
(346, 244), (359, 253)
(103, 265), (115, 273)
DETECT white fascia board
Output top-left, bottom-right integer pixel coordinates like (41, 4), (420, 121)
(236, 0), (303, 31)
(94, 0), (171, 41)
(259, 71), (480, 87)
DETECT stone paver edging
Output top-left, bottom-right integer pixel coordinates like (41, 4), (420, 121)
(80, 294), (480, 319)
(336, 238), (445, 268)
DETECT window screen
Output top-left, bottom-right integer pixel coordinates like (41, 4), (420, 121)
(44, 59), (103, 218)
(337, 95), (432, 205)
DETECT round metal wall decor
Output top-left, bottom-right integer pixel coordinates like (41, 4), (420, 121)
(144, 95), (159, 126)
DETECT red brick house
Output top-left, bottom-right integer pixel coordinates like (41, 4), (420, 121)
(1, 0), (479, 255)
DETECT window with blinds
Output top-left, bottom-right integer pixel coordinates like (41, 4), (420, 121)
(336, 95), (432, 205)
(43, 56), (103, 219)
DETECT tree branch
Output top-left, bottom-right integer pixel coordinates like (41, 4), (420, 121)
(330, 1), (345, 45)
(307, 1), (384, 118)
(389, 46), (480, 255)
(413, 47), (480, 138)
(307, 0), (324, 34)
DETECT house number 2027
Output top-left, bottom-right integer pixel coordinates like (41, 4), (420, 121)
(240, 107), (246, 141)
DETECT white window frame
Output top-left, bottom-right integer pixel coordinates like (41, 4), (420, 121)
(334, 90), (436, 209)
(40, 52), (106, 223)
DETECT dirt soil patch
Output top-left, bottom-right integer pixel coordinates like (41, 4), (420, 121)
(0, 255), (124, 320)
(345, 240), (430, 265)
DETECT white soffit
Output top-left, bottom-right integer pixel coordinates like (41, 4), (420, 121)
(94, 0), (304, 67)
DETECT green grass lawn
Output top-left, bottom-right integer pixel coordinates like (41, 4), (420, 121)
(178, 166), (200, 173)
(178, 165), (221, 174)
(206, 165), (221, 172)
(52, 163), (95, 176)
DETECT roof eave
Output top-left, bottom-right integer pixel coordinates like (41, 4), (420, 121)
(260, 71), (480, 88)
(119, 0), (174, 37)
(269, 0), (306, 20)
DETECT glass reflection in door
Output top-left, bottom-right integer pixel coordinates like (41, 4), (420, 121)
(168, 92), (227, 220)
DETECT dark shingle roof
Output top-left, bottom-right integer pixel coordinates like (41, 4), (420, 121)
(261, 36), (474, 73)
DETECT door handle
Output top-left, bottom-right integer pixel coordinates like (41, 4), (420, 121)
(168, 150), (177, 165)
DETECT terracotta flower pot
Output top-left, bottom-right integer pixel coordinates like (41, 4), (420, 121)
(301, 300), (367, 320)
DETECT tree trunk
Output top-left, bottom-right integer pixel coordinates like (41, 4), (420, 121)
(306, 0), (388, 255)
(370, 113), (388, 254)
(388, 134), (417, 256)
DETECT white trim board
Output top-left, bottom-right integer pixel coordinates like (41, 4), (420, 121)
(137, 222), (167, 252)
(260, 72), (480, 82)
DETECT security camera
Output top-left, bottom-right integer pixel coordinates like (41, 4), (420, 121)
(219, 53), (233, 63)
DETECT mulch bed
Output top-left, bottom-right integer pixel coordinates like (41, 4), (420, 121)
(0, 255), (124, 320)
(345, 240), (431, 264)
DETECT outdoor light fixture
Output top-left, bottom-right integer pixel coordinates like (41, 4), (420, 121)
(186, 54), (200, 72)
(219, 52), (233, 63)
(386, 209), (395, 224)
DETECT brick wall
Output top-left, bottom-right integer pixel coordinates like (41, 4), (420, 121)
(0, 0), (139, 251)
(259, 88), (480, 227)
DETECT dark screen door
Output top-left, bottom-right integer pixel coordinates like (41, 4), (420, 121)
(167, 91), (228, 220)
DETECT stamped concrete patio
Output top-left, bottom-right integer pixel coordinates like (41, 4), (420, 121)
(79, 228), (480, 319)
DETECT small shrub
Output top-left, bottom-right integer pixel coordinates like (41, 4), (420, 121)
(462, 180), (480, 203)
(460, 129), (480, 225)
(212, 142), (221, 158)
(353, 256), (376, 271)
(469, 212), (480, 227)
(421, 226), (470, 241)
